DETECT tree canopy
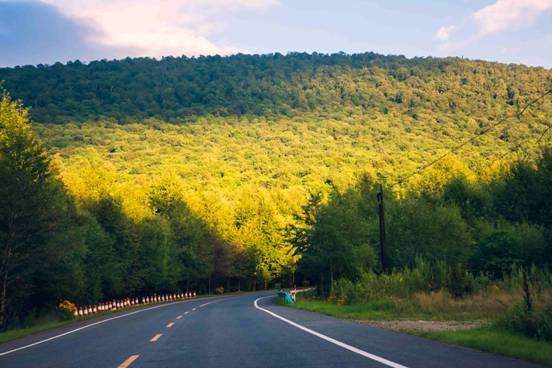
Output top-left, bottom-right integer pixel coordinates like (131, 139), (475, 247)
(0, 52), (550, 124)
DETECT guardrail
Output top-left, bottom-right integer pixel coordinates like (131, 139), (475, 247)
(278, 287), (314, 304)
(72, 291), (197, 317)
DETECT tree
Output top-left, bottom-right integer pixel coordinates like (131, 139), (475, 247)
(148, 177), (214, 291)
(302, 187), (376, 292)
(0, 94), (79, 326)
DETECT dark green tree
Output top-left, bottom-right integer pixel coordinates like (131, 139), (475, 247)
(0, 94), (81, 326)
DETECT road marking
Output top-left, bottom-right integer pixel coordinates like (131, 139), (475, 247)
(199, 300), (220, 308)
(150, 333), (163, 342)
(117, 354), (139, 368)
(184, 311), (189, 315)
(254, 296), (408, 368)
(192, 308), (197, 311)
(166, 322), (175, 328)
(0, 299), (200, 357)
(176, 315), (183, 319)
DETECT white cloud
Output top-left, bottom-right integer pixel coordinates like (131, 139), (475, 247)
(473, 0), (552, 36)
(40, 0), (280, 57)
(433, 0), (552, 54)
(434, 25), (455, 41)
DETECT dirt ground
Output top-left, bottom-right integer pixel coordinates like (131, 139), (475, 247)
(358, 320), (484, 332)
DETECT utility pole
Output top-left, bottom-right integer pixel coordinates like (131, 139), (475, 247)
(377, 183), (387, 273)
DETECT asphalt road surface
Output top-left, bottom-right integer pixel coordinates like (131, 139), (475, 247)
(0, 291), (547, 368)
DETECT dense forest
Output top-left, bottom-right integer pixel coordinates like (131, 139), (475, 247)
(0, 52), (550, 124)
(0, 52), (551, 329)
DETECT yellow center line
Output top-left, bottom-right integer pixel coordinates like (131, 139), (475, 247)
(166, 322), (175, 328)
(150, 333), (162, 342)
(176, 315), (183, 319)
(117, 354), (140, 368)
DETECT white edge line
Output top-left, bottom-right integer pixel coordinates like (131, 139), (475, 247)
(0, 299), (197, 357)
(253, 296), (408, 368)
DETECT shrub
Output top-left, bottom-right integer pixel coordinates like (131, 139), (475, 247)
(57, 300), (76, 320)
(471, 224), (548, 279)
(446, 263), (475, 298)
(496, 303), (552, 341)
(329, 278), (355, 304)
(495, 268), (552, 341)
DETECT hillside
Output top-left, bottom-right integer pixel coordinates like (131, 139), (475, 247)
(17, 53), (549, 222)
(0, 53), (550, 124)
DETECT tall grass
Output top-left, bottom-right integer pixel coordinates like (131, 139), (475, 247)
(325, 261), (552, 323)
(494, 268), (552, 341)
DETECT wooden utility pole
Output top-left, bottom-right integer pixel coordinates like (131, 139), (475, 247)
(377, 184), (387, 273)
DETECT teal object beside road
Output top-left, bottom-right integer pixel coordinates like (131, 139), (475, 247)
(278, 290), (295, 304)
(284, 292), (294, 304)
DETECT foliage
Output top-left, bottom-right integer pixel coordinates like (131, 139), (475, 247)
(328, 260), (485, 305)
(301, 150), (552, 294)
(57, 300), (76, 320)
(0, 94), (84, 327)
(0, 53), (550, 124)
(495, 268), (552, 341)
(58, 300), (76, 313)
(497, 303), (552, 341)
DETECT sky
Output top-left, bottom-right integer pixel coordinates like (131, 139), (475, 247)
(0, 0), (551, 68)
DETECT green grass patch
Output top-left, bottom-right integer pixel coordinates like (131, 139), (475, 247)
(417, 327), (552, 366)
(292, 296), (491, 321)
(0, 320), (72, 344)
(293, 298), (400, 320)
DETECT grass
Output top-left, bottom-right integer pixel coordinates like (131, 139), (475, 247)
(293, 298), (401, 319)
(417, 327), (552, 366)
(0, 320), (73, 344)
(292, 295), (494, 321)
(291, 295), (552, 366)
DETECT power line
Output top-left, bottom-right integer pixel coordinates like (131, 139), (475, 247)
(484, 122), (552, 169)
(391, 89), (552, 187)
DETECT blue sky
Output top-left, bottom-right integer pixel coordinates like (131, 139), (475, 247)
(1, 0), (551, 68)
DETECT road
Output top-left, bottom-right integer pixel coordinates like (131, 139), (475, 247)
(0, 291), (547, 368)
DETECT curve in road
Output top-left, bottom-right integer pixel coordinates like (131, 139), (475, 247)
(0, 291), (547, 368)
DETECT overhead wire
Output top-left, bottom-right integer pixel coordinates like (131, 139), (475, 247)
(391, 88), (552, 187)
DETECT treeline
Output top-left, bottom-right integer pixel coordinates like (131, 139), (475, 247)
(0, 95), (296, 328)
(298, 149), (552, 293)
(297, 154), (552, 341)
(0, 52), (550, 123)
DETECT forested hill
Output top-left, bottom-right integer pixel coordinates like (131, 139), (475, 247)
(0, 52), (550, 123)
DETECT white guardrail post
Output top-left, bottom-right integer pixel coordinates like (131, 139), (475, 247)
(72, 290), (196, 318)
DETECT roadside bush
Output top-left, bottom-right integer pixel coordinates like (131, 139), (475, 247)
(496, 303), (552, 341)
(494, 268), (552, 341)
(329, 258), (486, 304)
(446, 263), (476, 298)
(329, 278), (355, 304)
(57, 300), (77, 320)
(471, 223), (548, 279)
